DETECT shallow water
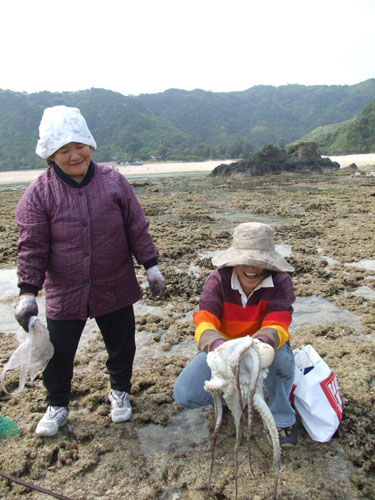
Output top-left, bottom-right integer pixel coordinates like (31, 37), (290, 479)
(352, 285), (375, 300)
(345, 259), (375, 271)
(317, 248), (340, 266)
(290, 295), (362, 333)
(135, 407), (209, 456)
(318, 249), (375, 270)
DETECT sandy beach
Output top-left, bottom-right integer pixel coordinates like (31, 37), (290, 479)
(323, 153), (375, 168)
(0, 160), (231, 185)
(1, 154), (374, 185)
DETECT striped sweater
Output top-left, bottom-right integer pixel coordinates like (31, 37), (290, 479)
(194, 267), (295, 351)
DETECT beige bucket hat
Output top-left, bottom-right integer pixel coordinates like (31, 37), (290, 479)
(212, 222), (294, 272)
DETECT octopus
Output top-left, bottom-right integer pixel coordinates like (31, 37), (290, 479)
(204, 336), (281, 500)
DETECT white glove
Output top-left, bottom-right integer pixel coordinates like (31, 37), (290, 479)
(15, 295), (38, 332)
(146, 266), (166, 298)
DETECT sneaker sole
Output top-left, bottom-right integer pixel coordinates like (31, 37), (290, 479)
(111, 410), (132, 423)
(35, 416), (68, 437)
(280, 441), (297, 447)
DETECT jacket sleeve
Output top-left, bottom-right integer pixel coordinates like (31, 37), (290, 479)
(15, 182), (50, 292)
(118, 175), (159, 265)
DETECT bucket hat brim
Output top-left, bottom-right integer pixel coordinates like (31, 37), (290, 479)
(212, 247), (294, 272)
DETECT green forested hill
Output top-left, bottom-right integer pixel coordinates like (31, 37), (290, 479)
(0, 80), (374, 170)
(0, 88), (190, 170)
(136, 80), (375, 147)
(295, 99), (375, 154)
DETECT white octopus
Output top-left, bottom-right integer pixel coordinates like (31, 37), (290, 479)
(204, 336), (281, 500)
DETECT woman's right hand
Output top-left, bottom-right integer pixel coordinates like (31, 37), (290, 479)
(15, 295), (38, 332)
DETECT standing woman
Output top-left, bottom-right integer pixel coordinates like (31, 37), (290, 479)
(14, 105), (165, 436)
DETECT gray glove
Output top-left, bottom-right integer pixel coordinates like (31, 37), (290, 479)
(146, 265), (166, 298)
(15, 295), (38, 332)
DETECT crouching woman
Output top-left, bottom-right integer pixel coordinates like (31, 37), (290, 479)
(173, 222), (297, 446)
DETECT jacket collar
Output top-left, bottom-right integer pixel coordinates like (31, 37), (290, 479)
(52, 161), (95, 188)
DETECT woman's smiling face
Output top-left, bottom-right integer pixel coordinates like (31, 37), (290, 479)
(235, 265), (266, 295)
(50, 142), (91, 183)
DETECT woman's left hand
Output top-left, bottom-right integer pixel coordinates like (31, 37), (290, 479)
(146, 266), (166, 298)
(15, 295), (38, 332)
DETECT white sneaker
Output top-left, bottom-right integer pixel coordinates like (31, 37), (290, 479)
(35, 406), (69, 437)
(109, 390), (132, 423)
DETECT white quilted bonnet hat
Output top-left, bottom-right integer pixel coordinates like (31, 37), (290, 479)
(212, 222), (294, 272)
(36, 105), (97, 159)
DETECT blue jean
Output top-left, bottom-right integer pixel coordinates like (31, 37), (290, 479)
(173, 343), (296, 428)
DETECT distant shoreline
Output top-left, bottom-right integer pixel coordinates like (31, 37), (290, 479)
(0, 154), (374, 185)
(0, 160), (232, 184)
(323, 153), (375, 168)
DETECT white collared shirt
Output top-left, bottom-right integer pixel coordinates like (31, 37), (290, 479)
(231, 269), (274, 308)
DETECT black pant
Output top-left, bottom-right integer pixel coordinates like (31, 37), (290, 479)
(43, 306), (136, 407)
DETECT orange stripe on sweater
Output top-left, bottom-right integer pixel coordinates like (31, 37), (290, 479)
(193, 305), (292, 346)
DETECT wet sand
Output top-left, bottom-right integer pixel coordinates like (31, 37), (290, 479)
(0, 166), (375, 499)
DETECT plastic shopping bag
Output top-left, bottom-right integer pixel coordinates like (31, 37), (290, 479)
(290, 344), (343, 443)
(1, 317), (54, 395)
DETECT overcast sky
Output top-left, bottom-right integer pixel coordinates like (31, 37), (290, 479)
(1, 0), (374, 96)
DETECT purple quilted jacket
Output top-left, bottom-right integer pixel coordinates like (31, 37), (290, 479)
(16, 163), (159, 320)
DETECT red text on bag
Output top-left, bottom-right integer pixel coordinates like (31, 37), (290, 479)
(320, 371), (343, 421)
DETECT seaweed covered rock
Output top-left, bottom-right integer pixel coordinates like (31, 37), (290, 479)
(210, 142), (340, 177)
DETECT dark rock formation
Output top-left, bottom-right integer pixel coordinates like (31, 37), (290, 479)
(336, 163), (358, 175)
(210, 142), (340, 177)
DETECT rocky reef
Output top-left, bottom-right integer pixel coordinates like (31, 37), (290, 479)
(1, 170), (375, 500)
(211, 142), (340, 177)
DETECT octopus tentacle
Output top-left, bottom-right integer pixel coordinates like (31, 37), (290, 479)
(232, 340), (261, 494)
(231, 341), (256, 495)
(253, 393), (281, 500)
(208, 389), (224, 487)
(233, 409), (242, 498)
(246, 346), (261, 474)
(205, 337), (280, 499)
